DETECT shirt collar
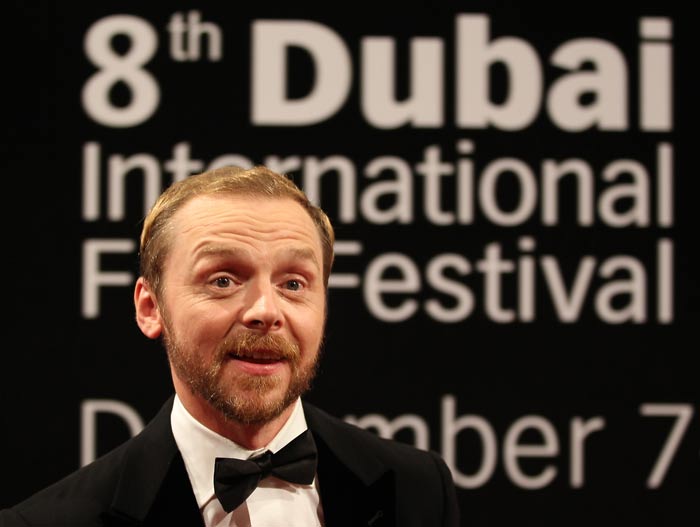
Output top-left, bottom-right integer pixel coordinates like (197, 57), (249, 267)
(170, 393), (309, 509)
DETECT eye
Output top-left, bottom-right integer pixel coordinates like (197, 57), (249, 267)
(284, 279), (302, 291)
(213, 276), (232, 288)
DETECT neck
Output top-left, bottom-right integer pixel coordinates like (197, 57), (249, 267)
(173, 382), (296, 450)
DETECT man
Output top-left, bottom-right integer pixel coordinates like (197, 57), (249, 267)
(1, 166), (460, 526)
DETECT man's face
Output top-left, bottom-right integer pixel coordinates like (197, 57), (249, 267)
(155, 195), (326, 424)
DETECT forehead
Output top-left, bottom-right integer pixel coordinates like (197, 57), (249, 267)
(170, 194), (322, 255)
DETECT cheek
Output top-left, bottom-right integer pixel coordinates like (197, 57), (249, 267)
(165, 300), (232, 348)
(188, 313), (231, 345)
(294, 308), (326, 353)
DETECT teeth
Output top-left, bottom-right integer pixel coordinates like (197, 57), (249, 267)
(250, 351), (277, 359)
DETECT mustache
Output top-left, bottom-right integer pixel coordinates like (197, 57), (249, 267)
(218, 332), (300, 361)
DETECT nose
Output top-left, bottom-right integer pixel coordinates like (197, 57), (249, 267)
(241, 279), (283, 331)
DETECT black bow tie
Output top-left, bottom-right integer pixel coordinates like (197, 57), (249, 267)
(213, 429), (318, 512)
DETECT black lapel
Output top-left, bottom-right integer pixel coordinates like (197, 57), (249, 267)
(303, 402), (397, 527)
(101, 395), (203, 527)
(140, 454), (203, 526)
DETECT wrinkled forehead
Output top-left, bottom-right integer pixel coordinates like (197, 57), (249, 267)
(169, 194), (324, 259)
(174, 194), (315, 229)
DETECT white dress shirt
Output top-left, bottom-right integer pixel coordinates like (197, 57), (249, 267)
(171, 395), (325, 527)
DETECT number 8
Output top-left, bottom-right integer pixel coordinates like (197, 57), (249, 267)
(82, 15), (160, 128)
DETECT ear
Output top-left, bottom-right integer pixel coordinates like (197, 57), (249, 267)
(134, 277), (163, 339)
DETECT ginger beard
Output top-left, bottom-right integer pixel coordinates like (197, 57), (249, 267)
(162, 317), (321, 425)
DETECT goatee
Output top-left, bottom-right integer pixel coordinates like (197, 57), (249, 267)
(165, 329), (320, 425)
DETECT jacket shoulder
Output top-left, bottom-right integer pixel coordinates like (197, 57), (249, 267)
(5, 440), (132, 526)
(303, 401), (461, 526)
(303, 400), (453, 481)
(4, 396), (178, 527)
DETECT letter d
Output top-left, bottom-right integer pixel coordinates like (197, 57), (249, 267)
(80, 399), (144, 466)
(251, 20), (351, 125)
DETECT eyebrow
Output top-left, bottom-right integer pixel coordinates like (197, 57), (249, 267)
(194, 245), (248, 260)
(280, 247), (320, 270)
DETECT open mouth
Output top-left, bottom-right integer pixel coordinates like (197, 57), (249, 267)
(227, 351), (285, 364)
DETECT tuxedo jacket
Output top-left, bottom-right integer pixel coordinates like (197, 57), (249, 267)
(1, 396), (460, 527)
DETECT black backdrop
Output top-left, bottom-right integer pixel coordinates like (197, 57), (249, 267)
(3, 2), (698, 526)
